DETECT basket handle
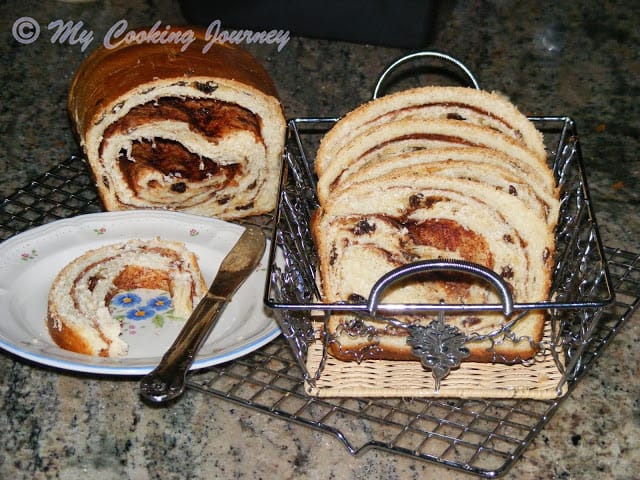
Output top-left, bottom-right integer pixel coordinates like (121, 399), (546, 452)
(372, 51), (481, 100)
(366, 259), (514, 317)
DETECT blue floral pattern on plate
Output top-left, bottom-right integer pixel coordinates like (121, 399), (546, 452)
(112, 292), (142, 308)
(147, 295), (172, 312)
(110, 289), (183, 333)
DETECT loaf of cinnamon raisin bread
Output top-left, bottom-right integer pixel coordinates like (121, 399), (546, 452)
(68, 27), (286, 219)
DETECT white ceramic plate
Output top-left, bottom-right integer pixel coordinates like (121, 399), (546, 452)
(0, 211), (279, 375)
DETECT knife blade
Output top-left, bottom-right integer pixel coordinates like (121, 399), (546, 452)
(139, 224), (266, 403)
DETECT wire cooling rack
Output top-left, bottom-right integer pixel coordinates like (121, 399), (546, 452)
(0, 156), (638, 477)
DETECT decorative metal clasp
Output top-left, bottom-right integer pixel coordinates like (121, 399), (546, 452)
(406, 310), (470, 392)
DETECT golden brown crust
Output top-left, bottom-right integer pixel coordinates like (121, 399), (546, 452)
(68, 27), (279, 141)
(325, 344), (539, 364)
(47, 312), (107, 357)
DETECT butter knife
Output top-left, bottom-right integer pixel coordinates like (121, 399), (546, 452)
(139, 225), (266, 403)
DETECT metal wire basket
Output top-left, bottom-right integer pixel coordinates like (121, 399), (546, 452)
(264, 52), (614, 396)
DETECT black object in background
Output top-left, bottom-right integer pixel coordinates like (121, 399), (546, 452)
(179, 0), (441, 48)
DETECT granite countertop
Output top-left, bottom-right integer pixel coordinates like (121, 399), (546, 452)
(1, 1), (639, 478)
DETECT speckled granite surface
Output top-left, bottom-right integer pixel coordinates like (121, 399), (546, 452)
(1, 1), (638, 478)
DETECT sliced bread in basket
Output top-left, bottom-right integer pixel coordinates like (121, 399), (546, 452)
(311, 86), (559, 363)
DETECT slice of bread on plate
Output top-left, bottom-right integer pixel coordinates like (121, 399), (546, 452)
(47, 238), (206, 357)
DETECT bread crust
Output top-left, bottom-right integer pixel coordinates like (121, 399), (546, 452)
(323, 312), (548, 364)
(47, 314), (104, 357)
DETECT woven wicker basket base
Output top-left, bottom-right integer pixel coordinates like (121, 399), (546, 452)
(304, 327), (567, 399)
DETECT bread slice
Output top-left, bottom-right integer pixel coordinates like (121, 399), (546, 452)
(313, 173), (555, 363)
(330, 146), (559, 228)
(316, 174), (554, 304)
(68, 27), (286, 219)
(315, 86), (546, 176)
(47, 238), (206, 357)
(316, 118), (557, 209)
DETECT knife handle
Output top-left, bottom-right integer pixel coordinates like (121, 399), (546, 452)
(139, 294), (226, 403)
